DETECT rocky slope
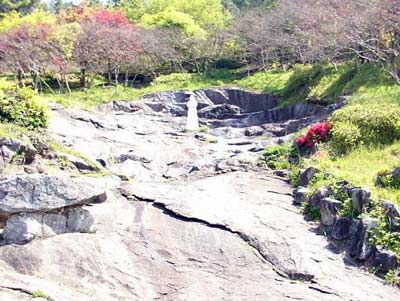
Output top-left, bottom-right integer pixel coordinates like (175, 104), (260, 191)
(0, 88), (397, 300)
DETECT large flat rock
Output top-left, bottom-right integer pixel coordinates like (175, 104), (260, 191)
(0, 175), (107, 216)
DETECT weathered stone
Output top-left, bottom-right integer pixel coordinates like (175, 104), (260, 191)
(42, 214), (67, 236)
(2, 210), (90, 244)
(244, 126), (264, 137)
(198, 104), (241, 119)
(2, 213), (43, 244)
(62, 153), (99, 172)
(299, 167), (317, 187)
(0, 137), (37, 165)
(382, 200), (400, 231)
(349, 217), (378, 261)
(320, 198), (342, 226)
(0, 175), (107, 216)
(309, 186), (333, 209)
(349, 187), (371, 214)
(368, 246), (398, 273)
(65, 207), (94, 233)
(293, 187), (310, 205)
(331, 217), (358, 240)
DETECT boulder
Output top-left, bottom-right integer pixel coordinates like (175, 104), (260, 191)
(320, 198), (342, 226)
(349, 187), (371, 214)
(382, 201), (400, 231)
(2, 213), (43, 244)
(198, 104), (241, 120)
(293, 187), (310, 205)
(309, 186), (333, 209)
(62, 153), (99, 172)
(331, 217), (358, 240)
(2, 208), (95, 244)
(0, 137), (37, 165)
(64, 207), (95, 233)
(299, 167), (317, 187)
(368, 246), (398, 273)
(244, 127), (264, 137)
(349, 217), (378, 261)
(0, 175), (107, 217)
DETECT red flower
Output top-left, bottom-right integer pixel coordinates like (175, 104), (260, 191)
(295, 121), (331, 150)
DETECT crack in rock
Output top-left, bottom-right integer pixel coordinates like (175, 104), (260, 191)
(0, 285), (56, 301)
(126, 193), (319, 284)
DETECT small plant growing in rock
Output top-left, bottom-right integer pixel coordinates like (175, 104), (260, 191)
(300, 203), (321, 221)
(32, 290), (49, 299)
(199, 125), (209, 133)
(262, 144), (299, 170)
(385, 269), (399, 286)
(205, 137), (218, 144)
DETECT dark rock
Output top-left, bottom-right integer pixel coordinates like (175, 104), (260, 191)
(198, 104), (241, 119)
(0, 137), (37, 165)
(63, 153), (99, 172)
(2, 213), (67, 244)
(64, 207), (95, 233)
(368, 246), (398, 273)
(309, 186), (333, 209)
(382, 201), (400, 231)
(244, 126), (264, 137)
(320, 198), (342, 226)
(299, 167), (317, 187)
(331, 217), (358, 240)
(349, 217), (378, 261)
(293, 187), (310, 205)
(349, 187), (371, 214)
(274, 170), (289, 178)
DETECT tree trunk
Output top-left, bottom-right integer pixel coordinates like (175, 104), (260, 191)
(124, 71), (129, 87)
(17, 69), (23, 88)
(114, 66), (119, 95)
(80, 68), (86, 88)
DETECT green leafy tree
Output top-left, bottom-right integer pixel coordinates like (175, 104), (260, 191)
(0, 0), (39, 15)
(120, 0), (230, 37)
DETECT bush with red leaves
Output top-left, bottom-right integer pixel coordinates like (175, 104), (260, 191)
(295, 121), (332, 149)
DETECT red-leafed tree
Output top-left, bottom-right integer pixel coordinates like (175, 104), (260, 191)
(0, 24), (56, 89)
(73, 8), (141, 88)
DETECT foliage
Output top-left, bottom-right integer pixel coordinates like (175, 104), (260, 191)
(31, 290), (49, 299)
(385, 270), (400, 286)
(295, 121), (331, 150)
(330, 104), (400, 148)
(300, 202), (321, 221)
(0, 80), (47, 128)
(369, 211), (400, 258)
(262, 144), (299, 170)
(376, 170), (400, 189)
(0, 0), (39, 15)
(330, 121), (362, 154)
(0, 10), (56, 33)
(120, 0), (230, 30)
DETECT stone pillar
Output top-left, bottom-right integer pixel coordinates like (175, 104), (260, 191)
(186, 96), (199, 131)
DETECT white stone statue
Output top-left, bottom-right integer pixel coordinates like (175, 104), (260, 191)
(186, 95), (199, 131)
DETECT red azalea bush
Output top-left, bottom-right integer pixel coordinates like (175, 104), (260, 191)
(296, 121), (332, 149)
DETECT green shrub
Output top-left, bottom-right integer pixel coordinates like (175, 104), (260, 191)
(262, 144), (299, 170)
(385, 270), (400, 286)
(0, 85), (48, 128)
(330, 104), (400, 147)
(300, 202), (321, 221)
(330, 121), (361, 154)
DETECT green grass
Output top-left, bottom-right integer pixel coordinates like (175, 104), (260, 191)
(38, 70), (243, 109)
(307, 142), (400, 204)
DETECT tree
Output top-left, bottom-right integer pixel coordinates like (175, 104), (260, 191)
(0, 0), (39, 15)
(0, 23), (55, 90)
(73, 8), (141, 89)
